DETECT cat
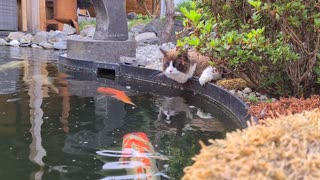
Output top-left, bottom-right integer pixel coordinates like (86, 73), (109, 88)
(160, 48), (221, 86)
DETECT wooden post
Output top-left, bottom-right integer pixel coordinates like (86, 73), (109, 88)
(27, 0), (40, 33)
(39, 0), (46, 31)
(21, 0), (28, 31)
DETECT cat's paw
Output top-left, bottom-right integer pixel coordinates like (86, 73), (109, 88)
(199, 74), (212, 86)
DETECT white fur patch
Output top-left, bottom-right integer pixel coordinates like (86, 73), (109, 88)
(199, 67), (221, 86)
(164, 62), (197, 83)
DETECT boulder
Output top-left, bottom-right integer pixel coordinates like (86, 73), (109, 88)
(54, 41), (67, 50)
(20, 34), (34, 44)
(9, 40), (20, 47)
(48, 30), (67, 44)
(33, 31), (48, 44)
(7, 32), (25, 41)
(63, 24), (76, 35)
(80, 25), (95, 37)
(39, 42), (54, 49)
(31, 44), (43, 48)
(127, 12), (137, 20)
(0, 38), (8, 46)
(135, 32), (157, 42)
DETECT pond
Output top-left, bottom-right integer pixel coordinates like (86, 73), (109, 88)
(0, 47), (242, 180)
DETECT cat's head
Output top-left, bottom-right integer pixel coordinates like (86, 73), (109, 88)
(160, 48), (191, 75)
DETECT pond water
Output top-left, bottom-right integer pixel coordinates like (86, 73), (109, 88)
(0, 47), (242, 180)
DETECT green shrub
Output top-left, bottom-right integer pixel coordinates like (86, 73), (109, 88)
(176, 0), (194, 12)
(178, 0), (320, 97)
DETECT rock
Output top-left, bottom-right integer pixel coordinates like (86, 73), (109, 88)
(39, 41), (54, 49)
(67, 35), (84, 40)
(135, 32), (157, 42)
(229, 90), (236, 94)
(53, 41), (67, 50)
(31, 44), (42, 48)
(140, 19), (165, 36)
(127, 12), (137, 20)
(243, 87), (252, 94)
(9, 40), (20, 47)
(48, 30), (67, 44)
(0, 38), (8, 46)
(120, 56), (138, 66)
(20, 34), (34, 44)
(140, 18), (185, 42)
(63, 24), (76, 35)
(33, 31), (48, 44)
(259, 95), (268, 100)
(7, 32), (25, 41)
(80, 25), (95, 37)
(130, 24), (144, 36)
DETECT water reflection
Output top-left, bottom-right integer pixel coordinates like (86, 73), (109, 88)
(27, 61), (48, 179)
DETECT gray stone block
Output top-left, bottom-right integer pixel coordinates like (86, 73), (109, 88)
(67, 39), (136, 63)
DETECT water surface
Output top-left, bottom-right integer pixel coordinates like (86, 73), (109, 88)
(0, 46), (241, 180)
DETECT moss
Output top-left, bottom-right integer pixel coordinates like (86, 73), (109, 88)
(216, 78), (250, 90)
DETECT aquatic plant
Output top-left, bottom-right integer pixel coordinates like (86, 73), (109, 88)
(183, 109), (320, 179)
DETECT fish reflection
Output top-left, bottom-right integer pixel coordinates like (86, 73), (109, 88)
(96, 132), (169, 180)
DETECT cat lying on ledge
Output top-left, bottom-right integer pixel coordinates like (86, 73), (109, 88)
(160, 48), (222, 86)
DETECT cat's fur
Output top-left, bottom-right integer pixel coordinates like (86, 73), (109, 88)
(160, 48), (221, 85)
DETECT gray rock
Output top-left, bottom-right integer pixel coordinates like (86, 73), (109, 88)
(31, 44), (43, 48)
(0, 38), (8, 46)
(229, 90), (236, 94)
(80, 25), (95, 37)
(243, 87), (252, 94)
(33, 31), (48, 44)
(127, 12), (137, 20)
(20, 34), (34, 44)
(120, 56), (138, 66)
(47, 30), (67, 44)
(7, 32), (25, 41)
(39, 41), (54, 49)
(140, 19), (164, 36)
(259, 95), (268, 100)
(130, 24), (145, 36)
(9, 40), (20, 47)
(135, 32), (157, 42)
(67, 35), (84, 40)
(53, 41), (67, 50)
(63, 24), (76, 35)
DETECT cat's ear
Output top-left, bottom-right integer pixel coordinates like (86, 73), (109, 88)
(160, 48), (168, 56)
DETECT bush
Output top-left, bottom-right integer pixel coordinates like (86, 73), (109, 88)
(178, 0), (320, 97)
(176, 0), (194, 12)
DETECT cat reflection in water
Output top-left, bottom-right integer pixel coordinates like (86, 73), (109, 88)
(160, 48), (222, 86)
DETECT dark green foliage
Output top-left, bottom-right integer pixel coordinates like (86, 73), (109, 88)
(178, 0), (320, 97)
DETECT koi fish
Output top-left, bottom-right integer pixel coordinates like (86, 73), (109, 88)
(96, 132), (169, 180)
(97, 87), (136, 106)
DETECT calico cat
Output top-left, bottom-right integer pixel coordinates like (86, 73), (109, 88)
(160, 48), (221, 85)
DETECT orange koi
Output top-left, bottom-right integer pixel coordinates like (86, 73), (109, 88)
(97, 87), (136, 106)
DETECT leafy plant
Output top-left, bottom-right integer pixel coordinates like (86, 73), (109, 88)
(176, 0), (194, 13)
(178, 0), (320, 97)
(79, 20), (96, 31)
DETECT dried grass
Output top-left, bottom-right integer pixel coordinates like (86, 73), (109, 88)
(182, 109), (320, 180)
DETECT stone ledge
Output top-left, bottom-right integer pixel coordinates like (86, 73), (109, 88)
(67, 39), (137, 63)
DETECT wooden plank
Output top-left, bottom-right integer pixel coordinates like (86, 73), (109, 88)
(21, 0), (27, 31)
(39, 0), (46, 31)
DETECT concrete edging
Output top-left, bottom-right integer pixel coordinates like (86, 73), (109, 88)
(59, 55), (251, 128)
